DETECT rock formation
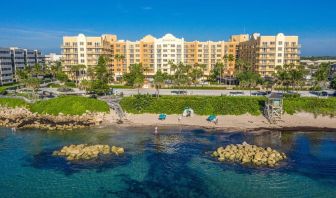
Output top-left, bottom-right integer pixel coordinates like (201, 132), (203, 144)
(0, 107), (106, 130)
(212, 142), (286, 167)
(52, 144), (125, 161)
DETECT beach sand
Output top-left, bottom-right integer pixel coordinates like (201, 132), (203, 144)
(120, 112), (336, 132)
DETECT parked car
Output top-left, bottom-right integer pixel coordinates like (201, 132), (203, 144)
(251, 91), (267, 96)
(171, 90), (188, 95)
(229, 91), (244, 96)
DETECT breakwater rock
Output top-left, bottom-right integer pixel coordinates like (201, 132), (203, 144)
(0, 107), (106, 130)
(211, 142), (286, 167)
(52, 144), (125, 161)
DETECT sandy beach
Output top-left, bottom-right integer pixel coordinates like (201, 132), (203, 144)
(121, 112), (336, 132)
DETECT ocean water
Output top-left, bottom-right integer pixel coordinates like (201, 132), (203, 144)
(0, 126), (336, 198)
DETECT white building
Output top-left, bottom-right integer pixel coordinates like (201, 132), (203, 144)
(44, 53), (62, 65)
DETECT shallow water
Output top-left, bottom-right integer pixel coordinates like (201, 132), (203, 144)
(0, 126), (336, 198)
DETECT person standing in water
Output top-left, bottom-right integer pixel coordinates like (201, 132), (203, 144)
(154, 126), (158, 134)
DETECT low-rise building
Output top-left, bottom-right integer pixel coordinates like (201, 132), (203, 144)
(44, 53), (62, 65)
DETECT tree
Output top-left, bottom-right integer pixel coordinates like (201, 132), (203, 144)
(223, 54), (235, 76)
(79, 80), (91, 93)
(32, 64), (44, 77)
(153, 70), (167, 97)
(50, 61), (62, 80)
(91, 56), (110, 95)
(237, 71), (261, 95)
(169, 62), (191, 89)
(313, 63), (331, 89)
(86, 66), (96, 81)
(209, 62), (225, 83)
(274, 65), (291, 92)
(56, 71), (69, 83)
(235, 60), (261, 95)
(289, 65), (307, 92)
(70, 64), (86, 87)
(133, 75), (144, 94)
(330, 77), (336, 90)
(25, 77), (40, 99)
(123, 63), (145, 89)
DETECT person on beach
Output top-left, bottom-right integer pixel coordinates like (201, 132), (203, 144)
(178, 116), (182, 123)
(154, 126), (158, 134)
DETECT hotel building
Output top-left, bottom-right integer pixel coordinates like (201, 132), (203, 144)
(61, 34), (117, 79)
(238, 33), (300, 77)
(0, 47), (43, 85)
(61, 33), (300, 79)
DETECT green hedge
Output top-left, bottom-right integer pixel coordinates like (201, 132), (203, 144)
(120, 95), (336, 116)
(0, 98), (29, 108)
(163, 86), (227, 90)
(120, 95), (266, 115)
(30, 96), (110, 115)
(284, 97), (336, 116)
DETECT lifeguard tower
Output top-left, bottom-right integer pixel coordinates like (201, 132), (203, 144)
(264, 93), (283, 123)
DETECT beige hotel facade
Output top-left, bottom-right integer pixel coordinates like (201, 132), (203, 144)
(61, 33), (300, 79)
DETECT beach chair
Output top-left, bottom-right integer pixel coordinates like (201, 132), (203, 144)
(158, 114), (167, 120)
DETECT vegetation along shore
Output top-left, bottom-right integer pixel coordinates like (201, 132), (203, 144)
(0, 96), (110, 130)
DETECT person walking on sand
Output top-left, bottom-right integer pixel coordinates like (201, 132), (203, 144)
(178, 116), (182, 123)
(154, 126), (158, 134)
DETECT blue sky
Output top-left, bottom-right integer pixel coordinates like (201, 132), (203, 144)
(0, 0), (335, 56)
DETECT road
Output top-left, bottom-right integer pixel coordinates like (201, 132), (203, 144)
(113, 88), (323, 97)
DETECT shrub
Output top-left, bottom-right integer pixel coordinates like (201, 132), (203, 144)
(64, 81), (76, 88)
(30, 96), (110, 115)
(284, 97), (336, 116)
(120, 95), (336, 116)
(283, 93), (301, 98)
(120, 95), (266, 115)
(47, 83), (61, 88)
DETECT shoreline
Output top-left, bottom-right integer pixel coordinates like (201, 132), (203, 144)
(119, 112), (336, 132)
(1, 105), (335, 132)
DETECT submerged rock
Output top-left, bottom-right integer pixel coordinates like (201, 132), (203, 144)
(211, 143), (286, 168)
(53, 144), (125, 161)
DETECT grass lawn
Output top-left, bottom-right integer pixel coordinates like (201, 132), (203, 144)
(0, 98), (29, 108)
(30, 96), (110, 115)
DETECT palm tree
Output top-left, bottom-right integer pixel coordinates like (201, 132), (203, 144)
(114, 54), (125, 80)
(313, 63), (330, 89)
(86, 66), (96, 81)
(223, 54), (235, 77)
(79, 80), (91, 93)
(153, 70), (167, 97)
(70, 64), (86, 87)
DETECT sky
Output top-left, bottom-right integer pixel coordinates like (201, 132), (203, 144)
(0, 0), (336, 56)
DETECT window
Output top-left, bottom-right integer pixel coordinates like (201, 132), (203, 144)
(278, 53), (282, 57)
(278, 41), (283, 45)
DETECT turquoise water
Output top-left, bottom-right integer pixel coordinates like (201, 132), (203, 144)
(0, 126), (336, 198)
